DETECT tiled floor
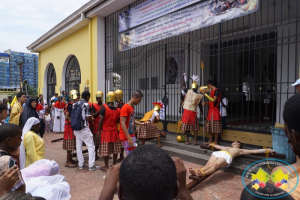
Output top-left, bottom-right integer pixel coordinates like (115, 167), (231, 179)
(44, 132), (250, 200)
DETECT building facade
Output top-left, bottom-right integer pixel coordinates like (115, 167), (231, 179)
(0, 50), (39, 89)
(0, 53), (10, 89)
(27, 0), (300, 147)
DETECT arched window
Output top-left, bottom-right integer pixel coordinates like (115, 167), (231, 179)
(47, 64), (56, 104)
(65, 56), (81, 94)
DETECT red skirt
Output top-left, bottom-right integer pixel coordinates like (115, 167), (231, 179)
(101, 130), (119, 143)
(64, 124), (74, 140)
(182, 109), (197, 125)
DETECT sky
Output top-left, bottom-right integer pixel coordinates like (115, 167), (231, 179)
(0, 0), (90, 54)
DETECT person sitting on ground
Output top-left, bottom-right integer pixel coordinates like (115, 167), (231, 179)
(136, 102), (164, 147)
(99, 145), (193, 200)
(189, 141), (275, 178)
(20, 117), (45, 169)
(271, 93), (300, 199)
(0, 104), (8, 125)
(0, 123), (26, 192)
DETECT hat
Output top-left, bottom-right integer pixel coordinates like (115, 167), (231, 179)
(291, 79), (300, 86)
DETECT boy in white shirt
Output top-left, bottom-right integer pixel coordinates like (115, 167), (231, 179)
(136, 102), (164, 147)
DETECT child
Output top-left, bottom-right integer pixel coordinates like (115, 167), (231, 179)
(44, 109), (51, 133)
(0, 123), (26, 192)
(189, 142), (275, 178)
(0, 104), (8, 125)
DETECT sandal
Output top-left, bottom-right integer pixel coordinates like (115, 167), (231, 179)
(71, 160), (78, 164)
(65, 163), (78, 168)
(160, 132), (166, 138)
(100, 166), (108, 172)
(193, 141), (200, 146)
(185, 141), (190, 145)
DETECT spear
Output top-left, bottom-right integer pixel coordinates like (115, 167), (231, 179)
(201, 61), (205, 143)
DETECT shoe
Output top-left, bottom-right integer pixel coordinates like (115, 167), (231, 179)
(89, 165), (101, 171)
(79, 164), (87, 170)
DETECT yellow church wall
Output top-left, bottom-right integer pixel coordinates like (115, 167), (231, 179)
(38, 17), (98, 102)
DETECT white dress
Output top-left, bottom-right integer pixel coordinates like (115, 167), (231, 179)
(53, 107), (65, 132)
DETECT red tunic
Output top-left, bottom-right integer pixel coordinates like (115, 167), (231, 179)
(206, 88), (221, 121)
(88, 102), (93, 130)
(64, 102), (74, 140)
(92, 103), (102, 133)
(54, 101), (66, 109)
(101, 104), (120, 143)
(36, 103), (44, 111)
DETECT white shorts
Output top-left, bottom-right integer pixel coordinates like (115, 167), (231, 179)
(212, 151), (232, 167)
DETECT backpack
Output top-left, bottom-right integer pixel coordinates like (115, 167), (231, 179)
(71, 101), (84, 130)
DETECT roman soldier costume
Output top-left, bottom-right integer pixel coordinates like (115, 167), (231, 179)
(181, 75), (203, 133)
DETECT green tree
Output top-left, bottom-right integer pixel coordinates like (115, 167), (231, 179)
(25, 85), (38, 97)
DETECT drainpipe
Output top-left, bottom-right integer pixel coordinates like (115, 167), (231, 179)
(81, 13), (93, 100)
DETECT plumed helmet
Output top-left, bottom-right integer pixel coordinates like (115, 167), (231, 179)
(191, 81), (199, 89)
(153, 102), (164, 112)
(106, 91), (116, 103)
(96, 91), (103, 99)
(115, 89), (123, 102)
(190, 75), (199, 89)
(70, 89), (79, 100)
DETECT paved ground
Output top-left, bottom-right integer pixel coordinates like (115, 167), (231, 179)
(44, 132), (250, 200)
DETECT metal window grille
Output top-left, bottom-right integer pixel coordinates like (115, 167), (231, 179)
(65, 56), (81, 95)
(47, 64), (56, 104)
(105, 0), (300, 133)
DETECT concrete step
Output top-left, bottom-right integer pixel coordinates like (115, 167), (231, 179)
(138, 133), (265, 176)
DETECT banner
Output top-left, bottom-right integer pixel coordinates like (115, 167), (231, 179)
(118, 0), (259, 51)
(119, 0), (203, 32)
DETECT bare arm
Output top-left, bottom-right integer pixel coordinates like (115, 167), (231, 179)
(240, 148), (275, 155)
(65, 112), (71, 121)
(198, 101), (203, 114)
(179, 99), (184, 113)
(209, 144), (227, 150)
(135, 120), (144, 125)
(121, 116), (130, 139)
(97, 116), (104, 134)
(85, 116), (92, 121)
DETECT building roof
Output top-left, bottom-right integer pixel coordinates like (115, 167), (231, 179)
(0, 53), (10, 58)
(27, 0), (135, 52)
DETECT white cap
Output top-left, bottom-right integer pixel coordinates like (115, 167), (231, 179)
(291, 79), (300, 86)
